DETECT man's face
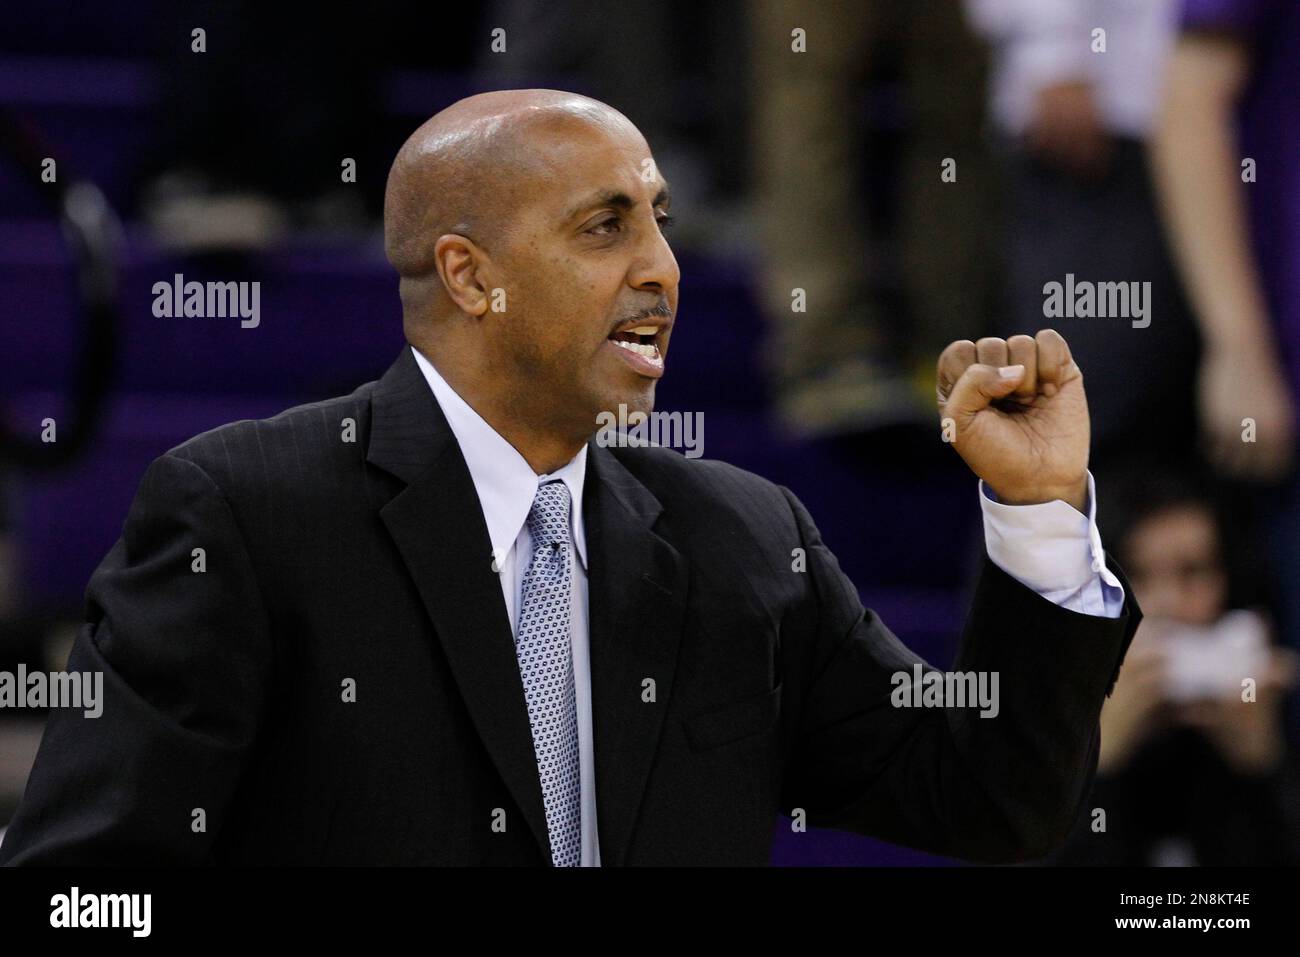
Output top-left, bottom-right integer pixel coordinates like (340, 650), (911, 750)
(1124, 505), (1227, 625)
(484, 118), (679, 440)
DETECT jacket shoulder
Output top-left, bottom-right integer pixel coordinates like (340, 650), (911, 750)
(609, 444), (799, 529)
(159, 380), (378, 492)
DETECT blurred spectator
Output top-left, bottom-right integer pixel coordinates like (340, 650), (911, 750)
(967, 0), (1200, 475)
(475, 0), (752, 255)
(751, 0), (998, 438)
(1048, 468), (1300, 865)
(1151, 3), (1300, 742)
(138, 2), (443, 250)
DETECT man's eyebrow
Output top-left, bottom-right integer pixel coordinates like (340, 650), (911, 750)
(564, 184), (672, 222)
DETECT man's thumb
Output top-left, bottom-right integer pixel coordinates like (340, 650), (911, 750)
(945, 363), (1023, 418)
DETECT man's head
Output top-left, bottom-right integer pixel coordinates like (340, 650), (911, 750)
(384, 90), (678, 453)
(1122, 503), (1227, 625)
(1103, 468), (1229, 625)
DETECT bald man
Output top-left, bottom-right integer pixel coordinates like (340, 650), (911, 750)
(0, 90), (1140, 866)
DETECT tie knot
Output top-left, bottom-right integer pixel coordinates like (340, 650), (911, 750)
(527, 480), (571, 550)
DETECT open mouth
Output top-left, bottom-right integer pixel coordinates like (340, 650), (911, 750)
(607, 324), (665, 375)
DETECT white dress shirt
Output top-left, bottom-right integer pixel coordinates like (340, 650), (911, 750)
(411, 345), (1125, 867)
(981, 471), (1125, 617)
(965, 0), (1180, 140)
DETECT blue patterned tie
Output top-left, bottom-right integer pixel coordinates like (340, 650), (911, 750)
(516, 480), (581, 866)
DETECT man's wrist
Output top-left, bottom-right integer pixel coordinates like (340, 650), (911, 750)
(986, 475), (1089, 514)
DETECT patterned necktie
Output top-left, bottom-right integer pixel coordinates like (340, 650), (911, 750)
(516, 479), (581, 866)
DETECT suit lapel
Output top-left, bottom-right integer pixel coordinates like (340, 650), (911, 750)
(583, 441), (689, 866)
(367, 346), (552, 860)
(365, 346), (690, 867)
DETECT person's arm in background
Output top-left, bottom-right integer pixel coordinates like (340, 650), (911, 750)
(0, 453), (273, 864)
(1178, 640), (1300, 864)
(1150, 25), (1296, 480)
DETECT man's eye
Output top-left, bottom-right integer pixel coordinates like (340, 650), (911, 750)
(657, 214), (675, 231)
(587, 217), (622, 235)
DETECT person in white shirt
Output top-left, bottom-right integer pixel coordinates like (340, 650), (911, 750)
(966, 0), (1200, 479)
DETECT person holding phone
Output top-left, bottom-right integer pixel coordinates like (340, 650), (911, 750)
(1049, 468), (1300, 865)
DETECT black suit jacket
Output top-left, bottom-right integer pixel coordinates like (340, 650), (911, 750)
(0, 346), (1141, 865)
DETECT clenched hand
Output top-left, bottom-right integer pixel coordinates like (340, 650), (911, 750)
(937, 329), (1090, 512)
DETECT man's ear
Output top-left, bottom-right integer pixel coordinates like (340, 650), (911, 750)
(433, 233), (492, 318)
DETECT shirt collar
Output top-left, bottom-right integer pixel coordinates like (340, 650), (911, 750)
(410, 346), (588, 570)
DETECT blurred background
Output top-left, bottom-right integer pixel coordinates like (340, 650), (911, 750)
(1, 0), (1298, 865)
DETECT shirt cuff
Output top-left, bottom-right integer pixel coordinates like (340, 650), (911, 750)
(980, 470), (1125, 617)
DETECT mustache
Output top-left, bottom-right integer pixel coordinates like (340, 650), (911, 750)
(610, 300), (673, 333)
